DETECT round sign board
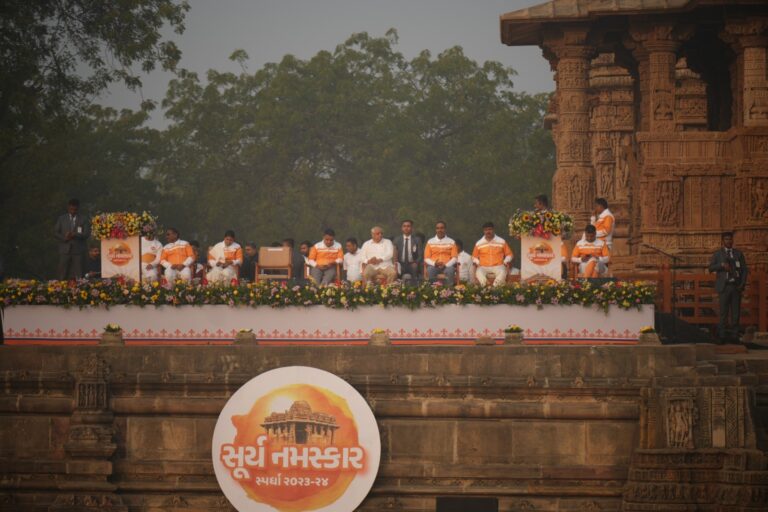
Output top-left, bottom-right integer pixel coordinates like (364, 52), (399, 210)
(212, 366), (381, 512)
(107, 241), (133, 266)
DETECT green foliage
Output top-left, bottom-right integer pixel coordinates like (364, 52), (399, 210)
(1, 0), (188, 277)
(155, 31), (554, 253)
(0, 0), (188, 162)
(2, 28), (554, 279)
(1, 106), (163, 276)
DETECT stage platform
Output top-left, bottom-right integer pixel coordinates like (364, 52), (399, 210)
(2, 304), (654, 345)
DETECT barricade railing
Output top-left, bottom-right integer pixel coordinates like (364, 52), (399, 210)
(612, 267), (767, 332)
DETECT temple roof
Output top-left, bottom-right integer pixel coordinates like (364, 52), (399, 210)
(500, 0), (761, 46)
(261, 400), (338, 426)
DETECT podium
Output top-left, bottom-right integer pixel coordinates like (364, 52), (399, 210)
(101, 236), (141, 280)
(520, 235), (562, 282)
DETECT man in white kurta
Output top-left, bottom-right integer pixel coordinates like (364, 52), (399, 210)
(207, 230), (243, 284)
(455, 240), (474, 283)
(141, 233), (163, 283)
(360, 226), (397, 284)
(343, 238), (364, 283)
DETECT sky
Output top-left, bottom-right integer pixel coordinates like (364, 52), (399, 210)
(102, 0), (554, 126)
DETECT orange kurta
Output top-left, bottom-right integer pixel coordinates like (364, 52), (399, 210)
(472, 236), (513, 267)
(308, 241), (343, 267)
(160, 240), (194, 267)
(424, 236), (458, 266)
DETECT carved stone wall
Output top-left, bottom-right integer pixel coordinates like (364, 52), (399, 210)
(1, 345), (767, 511)
(527, 7), (768, 272)
(675, 58), (708, 131)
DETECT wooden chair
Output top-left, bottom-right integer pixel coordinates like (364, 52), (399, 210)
(255, 247), (293, 283)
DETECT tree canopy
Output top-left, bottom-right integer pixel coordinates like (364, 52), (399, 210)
(154, 31), (554, 254)
(1, 24), (554, 278)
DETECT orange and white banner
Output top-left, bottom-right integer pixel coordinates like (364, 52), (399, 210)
(521, 235), (562, 282)
(101, 236), (140, 280)
(213, 366), (381, 511)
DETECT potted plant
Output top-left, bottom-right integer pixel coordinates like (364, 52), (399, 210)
(234, 328), (257, 345)
(100, 323), (124, 346)
(638, 326), (661, 345)
(369, 328), (390, 346)
(503, 324), (524, 345)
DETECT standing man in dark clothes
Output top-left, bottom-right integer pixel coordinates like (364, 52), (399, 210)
(240, 242), (258, 282)
(54, 198), (90, 279)
(708, 232), (748, 343)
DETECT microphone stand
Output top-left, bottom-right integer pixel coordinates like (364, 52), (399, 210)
(642, 243), (681, 343)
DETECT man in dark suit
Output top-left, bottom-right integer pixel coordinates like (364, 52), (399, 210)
(240, 242), (258, 282)
(283, 238), (308, 284)
(54, 198), (90, 280)
(708, 232), (748, 343)
(393, 219), (424, 283)
(84, 244), (101, 279)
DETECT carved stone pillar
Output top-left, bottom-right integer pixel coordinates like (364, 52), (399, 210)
(629, 24), (689, 133)
(544, 26), (595, 229)
(674, 57), (708, 131)
(588, 53), (635, 270)
(722, 21), (768, 127)
(721, 20), (768, 271)
(628, 23), (697, 269)
(50, 355), (125, 511)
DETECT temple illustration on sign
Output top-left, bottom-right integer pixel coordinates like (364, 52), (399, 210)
(261, 401), (339, 447)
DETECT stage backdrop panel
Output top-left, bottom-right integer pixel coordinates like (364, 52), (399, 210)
(101, 236), (141, 280)
(521, 235), (562, 281)
(3, 304), (653, 345)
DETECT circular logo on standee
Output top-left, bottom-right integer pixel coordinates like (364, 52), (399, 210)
(212, 367), (381, 512)
(526, 242), (556, 266)
(108, 242), (133, 266)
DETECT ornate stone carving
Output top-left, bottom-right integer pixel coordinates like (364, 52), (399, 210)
(675, 58), (708, 131)
(721, 20), (768, 127)
(77, 353), (110, 381)
(666, 398), (696, 449)
(750, 178), (768, 219)
(49, 493), (126, 511)
(543, 26), (596, 227)
(625, 383), (767, 510)
(655, 181), (680, 225)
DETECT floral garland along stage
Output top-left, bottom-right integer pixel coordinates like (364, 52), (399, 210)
(91, 211), (158, 240)
(1, 279), (656, 311)
(509, 209), (573, 239)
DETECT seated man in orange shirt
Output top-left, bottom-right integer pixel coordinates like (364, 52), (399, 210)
(472, 222), (513, 287)
(571, 225), (610, 278)
(207, 230), (243, 284)
(160, 227), (195, 282)
(424, 221), (458, 283)
(307, 229), (343, 285)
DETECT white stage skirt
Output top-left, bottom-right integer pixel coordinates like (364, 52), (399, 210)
(3, 304), (653, 345)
